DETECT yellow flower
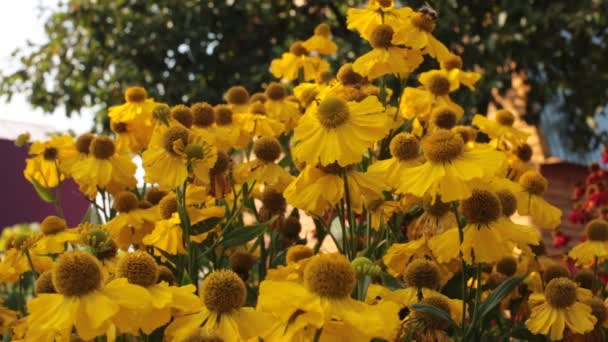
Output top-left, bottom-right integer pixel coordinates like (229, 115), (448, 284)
(407, 195), (456, 240)
(353, 24), (424, 80)
(429, 189), (539, 264)
(383, 235), (434, 275)
(472, 109), (530, 146)
(302, 23), (338, 55)
(265, 245), (314, 282)
(143, 123), (218, 190)
(569, 219), (608, 265)
(270, 41), (330, 82)
(31, 216), (80, 255)
(293, 95), (389, 166)
(400, 69), (463, 121)
(108, 86), (160, 123)
(105, 191), (159, 249)
(143, 190), (224, 256)
(366, 132), (422, 190)
(110, 116), (153, 153)
(25, 251), (150, 340)
(367, 199), (401, 230)
(213, 104), (250, 150)
(166, 270), (274, 341)
(347, 0), (413, 41)
(509, 170), (562, 229)
(257, 254), (401, 341)
(0, 234), (53, 283)
(264, 82), (302, 130)
(234, 137), (294, 191)
(284, 163), (385, 216)
(111, 252), (200, 335)
(440, 53), (482, 90)
(234, 101), (285, 138)
(367, 260), (463, 323)
(70, 135), (137, 198)
(392, 7), (451, 62)
(395, 129), (505, 202)
(525, 277), (596, 340)
(24, 135), (76, 188)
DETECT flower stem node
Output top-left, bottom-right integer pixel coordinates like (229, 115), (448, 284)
(52, 251), (103, 296)
(201, 270), (246, 313)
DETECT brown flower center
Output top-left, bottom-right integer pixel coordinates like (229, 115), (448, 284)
(317, 96), (350, 129)
(422, 129), (464, 163)
(89, 136), (115, 160)
(461, 190), (502, 225)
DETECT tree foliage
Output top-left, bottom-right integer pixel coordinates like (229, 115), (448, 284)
(2, 0), (607, 150)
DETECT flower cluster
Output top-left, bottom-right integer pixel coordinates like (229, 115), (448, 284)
(3, 1), (606, 341)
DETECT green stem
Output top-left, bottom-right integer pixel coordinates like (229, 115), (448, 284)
(342, 171), (357, 259)
(593, 256), (599, 293)
(336, 204), (348, 256)
(453, 203), (467, 335)
(177, 181), (195, 285)
(24, 249), (37, 277)
(470, 263), (483, 340)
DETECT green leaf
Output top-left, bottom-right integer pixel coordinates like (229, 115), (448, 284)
(220, 222), (268, 249)
(190, 217), (223, 235)
(478, 275), (525, 320)
(380, 271), (404, 290)
(409, 303), (457, 327)
(30, 178), (55, 203)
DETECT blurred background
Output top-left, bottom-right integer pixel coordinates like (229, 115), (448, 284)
(0, 0), (607, 251)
